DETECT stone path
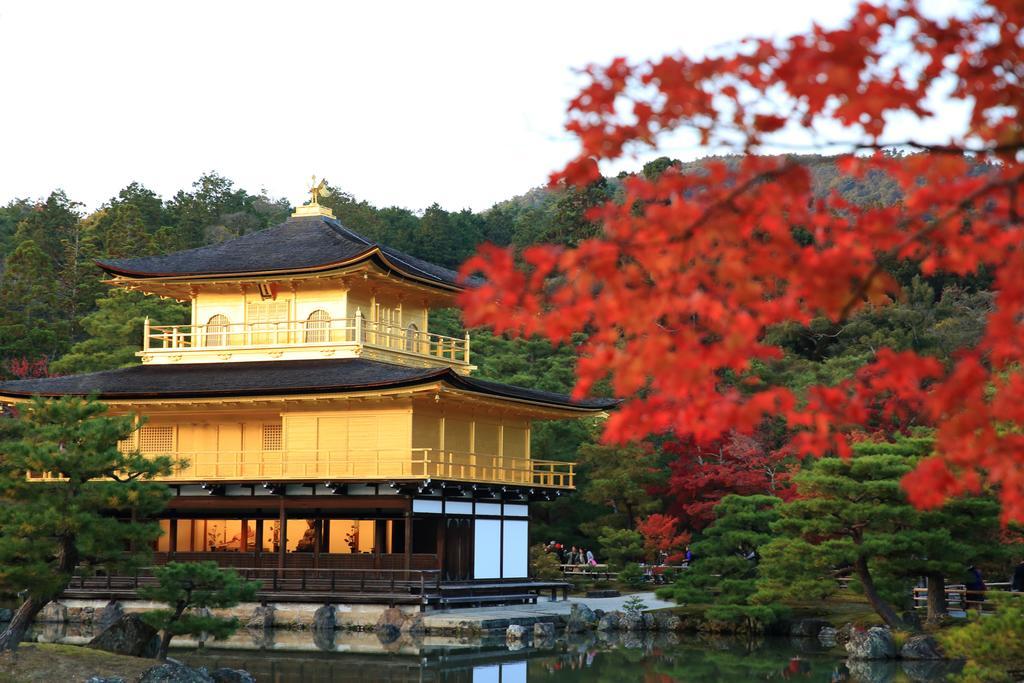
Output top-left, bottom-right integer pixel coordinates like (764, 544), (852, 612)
(422, 592), (674, 632)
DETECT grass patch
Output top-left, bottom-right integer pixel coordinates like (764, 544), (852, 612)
(0, 642), (155, 683)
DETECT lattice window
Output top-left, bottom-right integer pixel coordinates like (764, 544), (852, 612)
(138, 425), (174, 453)
(262, 424), (282, 451)
(205, 314), (229, 347)
(405, 323), (418, 352)
(248, 301), (290, 344)
(117, 435), (136, 453)
(304, 309), (331, 343)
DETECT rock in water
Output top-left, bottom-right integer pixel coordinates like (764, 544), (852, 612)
(533, 622), (555, 639)
(845, 626), (897, 660)
(506, 624), (527, 643)
(565, 604), (597, 632)
(139, 663), (214, 683)
(313, 604), (336, 631)
(245, 604), (275, 631)
(39, 601), (67, 623)
(619, 612), (645, 631)
(210, 669), (256, 683)
(597, 612), (621, 631)
(900, 634), (945, 660)
(818, 626), (838, 647)
(86, 678), (126, 683)
(88, 614), (160, 658)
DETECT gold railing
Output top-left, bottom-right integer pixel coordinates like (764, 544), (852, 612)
(32, 449), (574, 489)
(143, 316), (470, 364)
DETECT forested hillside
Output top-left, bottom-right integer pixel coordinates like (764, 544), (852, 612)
(0, 154), (983, 549)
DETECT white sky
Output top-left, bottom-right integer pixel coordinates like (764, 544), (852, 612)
(0, 1), (910, 213)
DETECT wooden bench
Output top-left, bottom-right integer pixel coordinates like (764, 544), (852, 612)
(439, 593), (538, 608)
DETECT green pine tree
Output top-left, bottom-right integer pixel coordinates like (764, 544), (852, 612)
(0, 240), (67, 362)
(52, 288), (189, 375)
(0, 396), (172, 650)
(753, 437), (1007, 629)
(657, 494), (786, 631)
(140, 562), (259, 660)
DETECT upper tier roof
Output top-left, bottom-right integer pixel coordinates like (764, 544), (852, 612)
(0, 358), (617, 412)
(96, 215), (464, 290)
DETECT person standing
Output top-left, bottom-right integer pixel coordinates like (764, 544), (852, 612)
(586, 549), (596, 566)
(1011, 559), (1024, 593)
(965, 564), (987, 610)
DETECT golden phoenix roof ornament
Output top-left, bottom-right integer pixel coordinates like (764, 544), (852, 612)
(292, 175), (335, 218)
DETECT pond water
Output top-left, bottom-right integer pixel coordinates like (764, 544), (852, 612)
(174, 631), (962, 683)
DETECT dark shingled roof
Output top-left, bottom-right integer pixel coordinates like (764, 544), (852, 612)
(96, 215), (465, 288)
(0, 359), (617, 411)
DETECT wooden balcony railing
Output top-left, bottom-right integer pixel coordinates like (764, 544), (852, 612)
(32, 448), (575, 489)
(143, 315), (470, 365)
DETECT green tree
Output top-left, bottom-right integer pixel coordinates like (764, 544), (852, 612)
(576, 442), (667, 533)
(93, 204), (153, 258)
(754, 437), (1005, 629)
(0, 396), (172, 650)
(0, 240), (67, 362)
(658, 495), (786, 631)
(140, 561), (259, 660)
(596, 527), (645, 569)
(52, 288), (189, 375)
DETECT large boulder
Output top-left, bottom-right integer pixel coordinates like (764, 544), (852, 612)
(88, 614), (160, 658)
(619, 612), (645, 631)
(654, 613), (683, 632)
(789, 618), (832, 638)
(313, 604), (336, 631)
(245, 604), (274, 631)
(96, 601), (125, 632)
(846, 626), (897, 660)
(565, 604), (597, 632)
(506, 624), (528, 643)
(139, 663), (214, 683)
(39, 601), (67, 623)
(899, 634), (944, 660)
(836, 622), (856, 644)
(533, 622), (555, 639)
(597, 612), (621, 631)
(210, 670), (256, 683)
(818, 626), (838, 647)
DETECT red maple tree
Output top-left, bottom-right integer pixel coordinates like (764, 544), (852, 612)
(460, 1), (1024, 521)
(636, 513), (690, 563)
(665, 432), (794, 532)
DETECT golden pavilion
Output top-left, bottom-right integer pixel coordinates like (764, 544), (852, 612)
(0, 188), (612, 606)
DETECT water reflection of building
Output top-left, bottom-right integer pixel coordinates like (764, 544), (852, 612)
(0, 187), (614, 605)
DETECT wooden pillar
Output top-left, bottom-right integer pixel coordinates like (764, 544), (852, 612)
(322, 519), (331, 554)
(278, 496), (287, 569)
(404, 511), (413, 573)
(254, 519), (263, 566)
(169, 519), (178, 559)
(313, 519), (322, 569)
(436, 515), (446, 572)
(240, 518), (248, 553)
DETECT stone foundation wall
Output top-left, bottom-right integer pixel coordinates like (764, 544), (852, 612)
(40, 600), (420, 632)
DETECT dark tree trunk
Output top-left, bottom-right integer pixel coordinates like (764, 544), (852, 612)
(0, 535), (78, 651)
(156, 600), (188, 660)
(853, 556), (907, 630)
(0, 596), (46, 651)
(925, 572), (948, 624)
(156, 627), (175, 661)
